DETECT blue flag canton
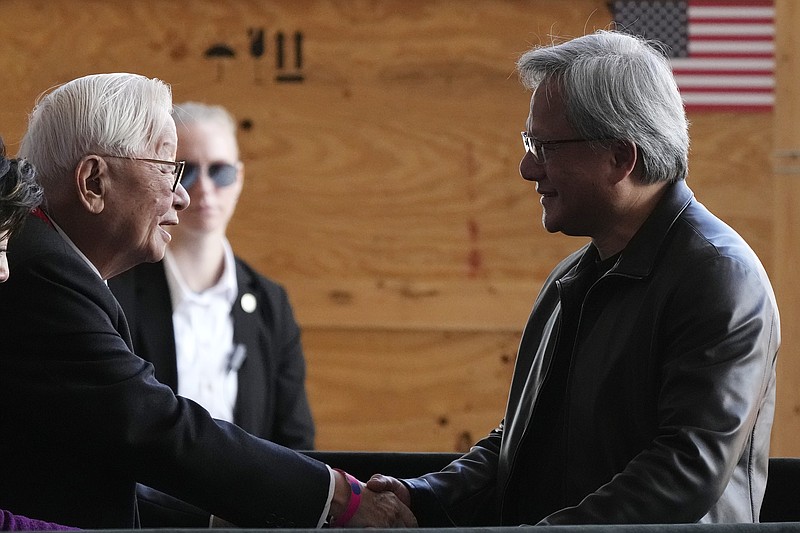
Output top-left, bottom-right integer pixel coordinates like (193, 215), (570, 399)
(611, 1), (689, 57)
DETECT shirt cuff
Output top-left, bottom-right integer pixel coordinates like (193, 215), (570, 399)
(317, 465), (336, 528)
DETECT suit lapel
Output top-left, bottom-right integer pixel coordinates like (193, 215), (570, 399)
(120, 262), (179, 390)
(231, 260), (272, 435)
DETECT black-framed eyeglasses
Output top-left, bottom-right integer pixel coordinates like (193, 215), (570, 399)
(180, 162), (238, 190)
(521, 131), (605, 165)
(102, 155), (185, 192)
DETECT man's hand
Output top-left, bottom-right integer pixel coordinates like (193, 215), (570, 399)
(365, 474), (411, 508)
(330, 470), (416, 528)
(347, 484), (417, 528)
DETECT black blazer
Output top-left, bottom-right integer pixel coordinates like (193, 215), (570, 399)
(0, 213), (329, 529)
(108, 258), (314, 449)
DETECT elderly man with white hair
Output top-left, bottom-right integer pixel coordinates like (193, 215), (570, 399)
(0, 72), (416, 530)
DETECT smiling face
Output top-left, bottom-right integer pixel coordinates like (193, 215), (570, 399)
(103, 116), (189, 270)
(519, 81), (616, 239)
(171, 119), (243, 241)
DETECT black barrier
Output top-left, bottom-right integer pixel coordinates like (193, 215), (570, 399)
(118, 524), (800, 532)
(135, 453), (800, 528)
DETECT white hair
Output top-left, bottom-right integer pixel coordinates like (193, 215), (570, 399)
(18, 73), (173, 188)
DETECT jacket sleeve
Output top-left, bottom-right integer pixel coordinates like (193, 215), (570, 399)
(540, 254), (779, 524)
(0, 247), (331, 528)
(403, 423), (503, 526)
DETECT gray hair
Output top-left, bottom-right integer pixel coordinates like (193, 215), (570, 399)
(516, 30), (689, 184)
(18, 73), (173, 188)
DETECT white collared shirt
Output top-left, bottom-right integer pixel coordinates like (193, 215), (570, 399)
(163, 240), (239, 422)
(166, 244), (335, 527)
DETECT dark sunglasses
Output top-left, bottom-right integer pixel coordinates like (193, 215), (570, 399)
(181, 162), (238, 190)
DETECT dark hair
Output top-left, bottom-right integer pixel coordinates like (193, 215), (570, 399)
(0, 137), (43, 239)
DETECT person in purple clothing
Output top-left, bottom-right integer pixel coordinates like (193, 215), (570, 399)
(0, 509), (77, 532)
(0, 137), (76, 531)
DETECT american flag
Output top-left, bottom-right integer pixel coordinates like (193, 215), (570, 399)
(610, 0), (775, 112)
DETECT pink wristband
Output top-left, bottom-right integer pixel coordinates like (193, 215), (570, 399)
(331, 469), (362, 527)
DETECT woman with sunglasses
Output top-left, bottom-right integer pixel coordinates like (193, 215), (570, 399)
(1, 137), (77, 530)
(109, 102), (314, 451)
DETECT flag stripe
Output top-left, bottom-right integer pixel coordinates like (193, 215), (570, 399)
(689, 23), (773, 36)
(689, 41), (774, 53)
(674, 75), (774, 88)
(671, 57), (774, 70)
(685, 106), (771, 111)
(691, 7), (774, 18)
(691, 17), (773, 23)
(681, 93), (774, 104)
(690, 0), (772, 7)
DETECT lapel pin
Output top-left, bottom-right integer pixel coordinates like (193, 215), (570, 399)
(240, 293), (257, 313)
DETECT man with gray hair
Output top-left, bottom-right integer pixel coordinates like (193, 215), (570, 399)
(369, 30), (779, 525)
(0, 73), (416, 529)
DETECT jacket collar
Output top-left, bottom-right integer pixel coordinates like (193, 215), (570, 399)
(610, 179), (694, 279)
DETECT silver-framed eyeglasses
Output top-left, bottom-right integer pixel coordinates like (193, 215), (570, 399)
(521, 131), (604, 165)
(103, 156), (185, 192)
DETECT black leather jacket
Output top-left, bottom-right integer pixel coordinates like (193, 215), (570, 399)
(406, 180), (779, 526)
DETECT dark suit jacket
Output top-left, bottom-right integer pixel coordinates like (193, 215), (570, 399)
(108, 258), (314, 449)
(0, 213), (330, 529)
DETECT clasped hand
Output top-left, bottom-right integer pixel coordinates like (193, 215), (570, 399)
(339, 474), (416, 528)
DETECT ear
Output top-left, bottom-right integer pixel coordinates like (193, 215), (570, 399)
(608, 140), (638, 184)
(74, 155), (107, 214)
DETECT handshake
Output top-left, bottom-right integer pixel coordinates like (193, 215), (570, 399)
(329, 470), (417, 528)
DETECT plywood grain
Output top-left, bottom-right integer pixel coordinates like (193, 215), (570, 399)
(303, 328), (518, 451)
(770, 0), (800, 456)
(0, 0), (792, 455)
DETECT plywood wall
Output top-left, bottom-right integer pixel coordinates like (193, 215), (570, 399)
(771, 0), (800, 456)
(1, 0), (796, 454)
